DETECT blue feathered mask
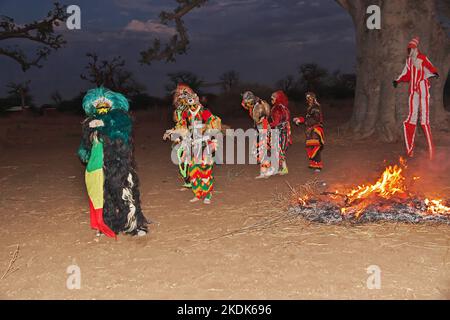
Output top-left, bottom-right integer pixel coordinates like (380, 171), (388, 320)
(82, 87), (129, 116)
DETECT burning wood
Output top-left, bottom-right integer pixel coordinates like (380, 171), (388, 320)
(290, 159), (450, 224)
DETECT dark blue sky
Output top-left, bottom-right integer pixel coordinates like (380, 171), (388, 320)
(0, 0), (356, 104)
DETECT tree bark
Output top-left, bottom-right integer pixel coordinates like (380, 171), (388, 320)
(336, 0), (450, 142)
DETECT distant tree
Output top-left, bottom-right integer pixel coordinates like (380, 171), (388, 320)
(6, 80), (32, 108)
(130, 93), (165, 110)
(0, 96), (18, 114)
(326, 71), (356, 99)
(50, 90), (63, 106)
(219, 70), (240, 92)
(0, 2), (68, 71)
(57, 92), (85, 114)
(298, 63), (328, 93)
(212, 82), (274, 120)
(165, 71), (204, 95)
(276, 75), (296, 93)
(337, 73), (356, 92)
(80, 52), (145, 96)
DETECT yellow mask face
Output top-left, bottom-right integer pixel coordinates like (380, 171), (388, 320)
(95, 102), (111, 114)
(243, 101), (254, 109)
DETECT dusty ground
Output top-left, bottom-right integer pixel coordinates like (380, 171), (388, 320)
(0, 108), (449, 300)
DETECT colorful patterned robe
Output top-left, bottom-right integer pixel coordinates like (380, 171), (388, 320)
(296, 105), (325, 169)
(178, 107), (219, 200)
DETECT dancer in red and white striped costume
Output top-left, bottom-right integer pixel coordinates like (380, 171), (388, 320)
(393, 36), (439, 160)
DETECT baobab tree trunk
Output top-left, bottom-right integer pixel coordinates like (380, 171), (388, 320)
(336, 0), (450, 142)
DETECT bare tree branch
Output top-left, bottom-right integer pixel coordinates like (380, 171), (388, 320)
(1, 245), (20, 280)
(0, 2), (68, 71)
(165, 71), (204, 94)
(0, 46), (51, 70)
(81, 52), (145, 96)
(219, 70), (240, 92)
(140, 0), (208, 65)
(276, 75), (296, 93)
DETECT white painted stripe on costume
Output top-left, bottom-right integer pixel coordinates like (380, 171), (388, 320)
(411, 91), (419, 124)
(407, 92), (413, 123)
(419, 81), (423, 125)
(419, 81), (424, 125)
(403, 121), (416, 155)
(418, 64), (423, 83)
(122, 173), (137, 232)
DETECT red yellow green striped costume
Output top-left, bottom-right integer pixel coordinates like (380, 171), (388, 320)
(294, 92), (325, 170)
(178, 99), (219, 201)
(84, 138), (116, 238)
(189, 162), (214, 200)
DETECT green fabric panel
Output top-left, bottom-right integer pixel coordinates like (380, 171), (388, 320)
(86, 140), (104, 173)
(177, 145), (189, 179)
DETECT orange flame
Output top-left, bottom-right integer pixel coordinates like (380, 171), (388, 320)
(339, 158), (450, 216)
(294, 158), (450, 217)
(424, 199), (450, 215)
(298, 195), (309, 206)
(345, 163), (407, 205)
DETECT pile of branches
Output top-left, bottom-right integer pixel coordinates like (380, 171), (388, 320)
(287, 181), (450, 225)
(289, 200), (450, 225)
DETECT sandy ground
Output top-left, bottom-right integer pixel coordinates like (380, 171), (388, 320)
(0, 109), (449, 300)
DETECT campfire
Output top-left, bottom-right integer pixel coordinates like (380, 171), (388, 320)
(290, 158), (450, 224)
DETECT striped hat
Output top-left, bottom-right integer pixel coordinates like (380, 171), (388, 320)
(407, 37), (419, 49)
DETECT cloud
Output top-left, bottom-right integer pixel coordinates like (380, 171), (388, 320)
(114, 0), (169, 13)
(124, 19), (176, 36)
(196, 0), (261, 13)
